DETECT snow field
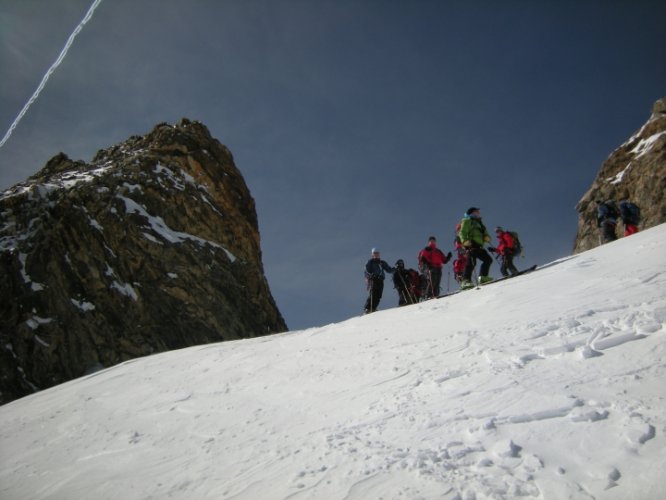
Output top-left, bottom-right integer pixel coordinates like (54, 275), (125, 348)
(1, 224), (665, 499)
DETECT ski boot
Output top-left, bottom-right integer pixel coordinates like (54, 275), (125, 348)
(460, 280), (475, 290)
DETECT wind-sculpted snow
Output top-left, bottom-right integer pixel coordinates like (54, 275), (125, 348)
(1, 225), (665, 499)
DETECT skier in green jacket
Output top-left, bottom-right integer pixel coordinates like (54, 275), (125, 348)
(458, 207), (494, 289)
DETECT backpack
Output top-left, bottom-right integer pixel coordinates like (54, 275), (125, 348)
(453, 254), (467, 281)
(508, 231), (523, 255)
(408, 269), (422, 298)
(600, 201), (620, 220)
(619, 201), (640, 225)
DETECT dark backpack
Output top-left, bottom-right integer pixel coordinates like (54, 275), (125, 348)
(600, 201), (620, 220)
(507, 231), (522, 255)
(619, 201), (640, 224)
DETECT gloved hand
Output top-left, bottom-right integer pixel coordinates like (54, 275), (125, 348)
(487, 247), (497, 253)
(484, 235), (491, 243)
(463, 240), (472, 248)
(446, 251), (452, 260)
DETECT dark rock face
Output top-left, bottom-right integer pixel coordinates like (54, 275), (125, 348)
(0, 119), (287, 404)
(574, 98), (666, 252)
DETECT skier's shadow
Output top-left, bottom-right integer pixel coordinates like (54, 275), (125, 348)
(533, 255), (578, 272)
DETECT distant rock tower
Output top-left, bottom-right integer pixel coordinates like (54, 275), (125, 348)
(0, 119), (287, 404)
(574, 97), (666, 252)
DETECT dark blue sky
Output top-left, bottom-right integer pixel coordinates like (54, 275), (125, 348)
(1, 1), (665, 330)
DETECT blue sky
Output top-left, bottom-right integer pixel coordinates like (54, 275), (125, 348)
(1, 0), (665, 330)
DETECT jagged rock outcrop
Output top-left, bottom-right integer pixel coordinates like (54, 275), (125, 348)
(574, 97), (666, 252)
(0, 119), (287, 405)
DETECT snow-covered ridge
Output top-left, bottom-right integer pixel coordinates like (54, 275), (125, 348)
(1, 225), (665, 499)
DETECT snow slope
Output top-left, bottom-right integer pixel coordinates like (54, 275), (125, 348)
(1, 225), (665, 500)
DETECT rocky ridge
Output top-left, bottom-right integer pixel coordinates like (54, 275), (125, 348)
(574, 97), (666, 252)
(0, 119), (287, 405)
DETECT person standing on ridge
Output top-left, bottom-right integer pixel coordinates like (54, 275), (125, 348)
(618, 200), (640, 236)
(596, 200), (619, 243)
(417, 236), (452, 299)
(458, 207), (493, 289)
(492, 226), (520, 277)
(364, 248), (394, 313)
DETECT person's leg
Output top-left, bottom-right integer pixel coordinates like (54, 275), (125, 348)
(371, 280), (384, 311)
(478, 249), (493, 277)
(602, 220), (617, 242)
(431, 268), (442, 296)
(499, 255), (509, 277)
(463, 251), (476, 281)
(506, 251), (519, 275)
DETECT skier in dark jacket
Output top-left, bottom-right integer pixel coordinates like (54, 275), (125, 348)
(458, 207), (494, 289)
(364, 248), (394, 313)
(417, 236), (452, 299)
(596, 200), (619, 243)
(493, 227), (519, 277)
(392, 259), (418, 306)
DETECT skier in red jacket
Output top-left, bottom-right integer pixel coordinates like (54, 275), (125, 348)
(493, 227), (519, 277)
(417, 236), (452, 298)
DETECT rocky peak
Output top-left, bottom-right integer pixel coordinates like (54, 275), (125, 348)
(0, 119), (287, 405)
(573, 98), (666, 252)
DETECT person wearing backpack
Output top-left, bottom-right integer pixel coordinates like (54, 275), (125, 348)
(364, 248), (394, 313)
(417, 236), (452, 299)
(492, 227), (520, 277)
(458, 207), (494, 289)
(596, 200), (619, 243)
(392, 259), (418, 306)
(618, 200), (640, 236)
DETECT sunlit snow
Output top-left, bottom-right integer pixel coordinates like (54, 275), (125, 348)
(1, 225), (665, 499)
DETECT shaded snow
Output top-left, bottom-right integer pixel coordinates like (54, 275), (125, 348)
(110, 280), (138, 301)
(1, 225), (665, 499)
(71, 298), (96, 312)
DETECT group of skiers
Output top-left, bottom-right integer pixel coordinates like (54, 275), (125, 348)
(363, 207), (524, 314)
(596, 199), (641, 243)
(363, 200), (642, 314)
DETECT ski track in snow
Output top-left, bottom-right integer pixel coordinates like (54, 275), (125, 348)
(1, 225), (666, 499)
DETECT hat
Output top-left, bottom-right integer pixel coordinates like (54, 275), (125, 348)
(428, 236), (436, 241)
(466, 207), (480, 215)
(495, 226), (504, 232)
(395, 259), (404, 267)
(371, 247), (380, 254)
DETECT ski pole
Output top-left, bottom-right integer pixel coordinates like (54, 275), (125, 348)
(426, 267), (435, 299)
(396, 270), (414, 305)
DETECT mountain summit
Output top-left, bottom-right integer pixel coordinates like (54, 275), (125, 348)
(0, 119), (287, 405)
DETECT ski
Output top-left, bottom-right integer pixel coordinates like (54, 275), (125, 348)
(477, 265), (538, 287)
(436, 265), (538, 298)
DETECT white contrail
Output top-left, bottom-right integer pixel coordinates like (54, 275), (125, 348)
(0, 0), (104, 149)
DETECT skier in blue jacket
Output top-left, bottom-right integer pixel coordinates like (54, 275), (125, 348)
(596, 200), (619, 243)
(364, 248), (394, 313)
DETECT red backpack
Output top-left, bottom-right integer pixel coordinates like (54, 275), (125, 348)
(408, 269), (422, 298)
